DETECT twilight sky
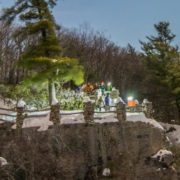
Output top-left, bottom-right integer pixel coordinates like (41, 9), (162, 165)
(0, 0), (180, 51)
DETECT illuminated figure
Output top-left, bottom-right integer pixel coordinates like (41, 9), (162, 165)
(127, 96), (135, 107)
(106, 82), (112, 91)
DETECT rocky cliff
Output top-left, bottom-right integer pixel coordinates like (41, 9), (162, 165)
(0, 120), (178, 180)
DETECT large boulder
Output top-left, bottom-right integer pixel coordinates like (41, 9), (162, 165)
(0, 117), (178, 180)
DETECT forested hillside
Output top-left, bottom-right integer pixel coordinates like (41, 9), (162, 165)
(0, 20), (180, 123)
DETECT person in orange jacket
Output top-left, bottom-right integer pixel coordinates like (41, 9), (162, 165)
(85, 83), (92, 92)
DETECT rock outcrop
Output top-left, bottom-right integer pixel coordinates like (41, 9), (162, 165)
(0, 120), (178, 180)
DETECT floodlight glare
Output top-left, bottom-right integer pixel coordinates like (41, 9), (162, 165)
(127, 96), (133, 101)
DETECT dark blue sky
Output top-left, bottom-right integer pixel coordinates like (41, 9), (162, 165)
(0, 0), (179, 51)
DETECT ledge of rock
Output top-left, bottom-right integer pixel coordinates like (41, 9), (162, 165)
(0, 120), (178, 180)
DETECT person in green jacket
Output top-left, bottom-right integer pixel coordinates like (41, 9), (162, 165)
(106, 82), (112, 91)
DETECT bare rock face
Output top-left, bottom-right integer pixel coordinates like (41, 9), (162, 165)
(0, 120), (178, 180)
(47, 122), (177, 180)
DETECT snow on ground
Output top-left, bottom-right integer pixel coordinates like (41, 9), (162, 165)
(0, 99), (16, 122)
(94, 113), (118, 124)
(0, 99), (14, 112)
(61, 114), (84, 124)
(11, 113), (85, 131)
(0, 98), (165, 131)
(126, 112), (164, 130)
(11, 113), (53, 131)
(10, 112), (164, 131)
(0, 99), (15, 109)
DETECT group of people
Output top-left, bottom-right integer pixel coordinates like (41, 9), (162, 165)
(83, 81), (112, 95)
(60, 82), (114, 111)
(83, 82), (116, 111)
(74, 81), (150, 112)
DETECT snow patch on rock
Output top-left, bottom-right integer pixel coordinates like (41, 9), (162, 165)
(17, 99), (26, 107)
(152, 149), (172, 161)
(151, 149), (174, 167)
(161, 123), (180, 144)
(11, 113), (53, 131)
(127, 113), (164, 130)
(0, 157), (8, 166)
(102, 168), (111, 177)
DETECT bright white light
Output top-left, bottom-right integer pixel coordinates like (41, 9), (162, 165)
(127, 96), (133, 101)
(107, 82), (111, 86)
(52, 59), (57, 62)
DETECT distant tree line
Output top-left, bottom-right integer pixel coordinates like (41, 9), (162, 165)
(58, 26), (144, 98)
(0, 19), (180, 123)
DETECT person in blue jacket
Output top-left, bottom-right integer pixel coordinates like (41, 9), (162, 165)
(105, 93), (110, 111)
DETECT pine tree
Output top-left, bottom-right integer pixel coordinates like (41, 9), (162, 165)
(140, 21), (180, 121)
(140, 22), (178, 81)
(0, 0), (84, 105)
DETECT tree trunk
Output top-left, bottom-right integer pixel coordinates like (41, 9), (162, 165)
(48, 80), (56, 105)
